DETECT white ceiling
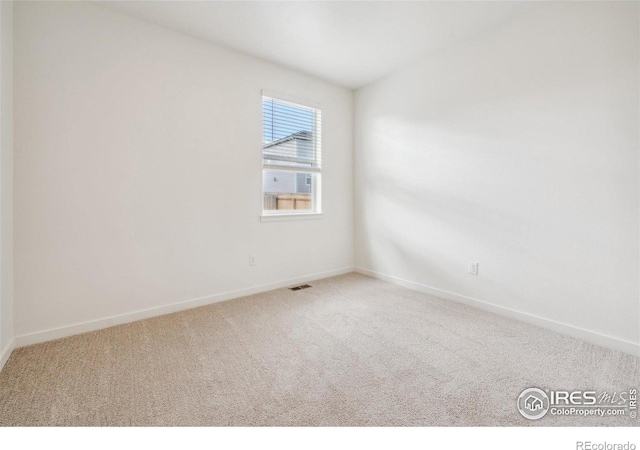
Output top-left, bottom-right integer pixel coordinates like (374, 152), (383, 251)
(102, 1), (539, 89)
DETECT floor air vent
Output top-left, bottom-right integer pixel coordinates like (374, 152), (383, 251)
(289, 284), (312, 291)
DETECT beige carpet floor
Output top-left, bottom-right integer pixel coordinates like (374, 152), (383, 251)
(0, 273), (638, 426)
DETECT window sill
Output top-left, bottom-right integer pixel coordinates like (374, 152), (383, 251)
(260, 212), (323, 222)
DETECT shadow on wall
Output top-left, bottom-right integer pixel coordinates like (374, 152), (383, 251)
(356, 98), (637, 326)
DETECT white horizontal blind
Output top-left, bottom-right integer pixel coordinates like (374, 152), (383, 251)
(262, 96), (321, 172)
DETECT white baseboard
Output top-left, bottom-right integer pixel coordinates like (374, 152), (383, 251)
(355, 267), (640, 357)
(0, 339), (15, 372)
(14, 265), (639, 357)
(14, 266), (354, 348)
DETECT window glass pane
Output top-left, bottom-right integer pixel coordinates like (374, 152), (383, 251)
(263, 99), (314, 144)
(263, 170), (313, 212)
(262, 97), (321, 169)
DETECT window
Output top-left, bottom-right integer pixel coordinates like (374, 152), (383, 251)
(262, 94), (321, 217)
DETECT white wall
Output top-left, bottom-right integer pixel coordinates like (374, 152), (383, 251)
(0, 0), (14, 366)
(354, 2), (639, 353)
(14, 2), (353, 341)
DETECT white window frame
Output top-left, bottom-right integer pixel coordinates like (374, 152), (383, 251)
(260, 91), (323, 222)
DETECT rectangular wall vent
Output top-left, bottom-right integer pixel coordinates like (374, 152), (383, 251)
(289, 284), (312, 291)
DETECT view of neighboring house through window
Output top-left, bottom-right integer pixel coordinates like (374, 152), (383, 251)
(262, 95), (321, 214)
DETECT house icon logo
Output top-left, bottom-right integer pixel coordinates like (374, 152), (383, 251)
(525, 395), (543, 411)
(517, 388), (550, 420)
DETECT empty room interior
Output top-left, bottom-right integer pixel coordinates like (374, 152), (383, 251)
(0, 0), (639, 431)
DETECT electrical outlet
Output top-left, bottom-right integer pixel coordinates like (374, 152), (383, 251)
(249, 254), (256, 266)
(468, 261), (478, 276)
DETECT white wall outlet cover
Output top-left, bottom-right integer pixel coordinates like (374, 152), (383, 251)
(249, 255), (256, 266)
(468, 261), (479, 275)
